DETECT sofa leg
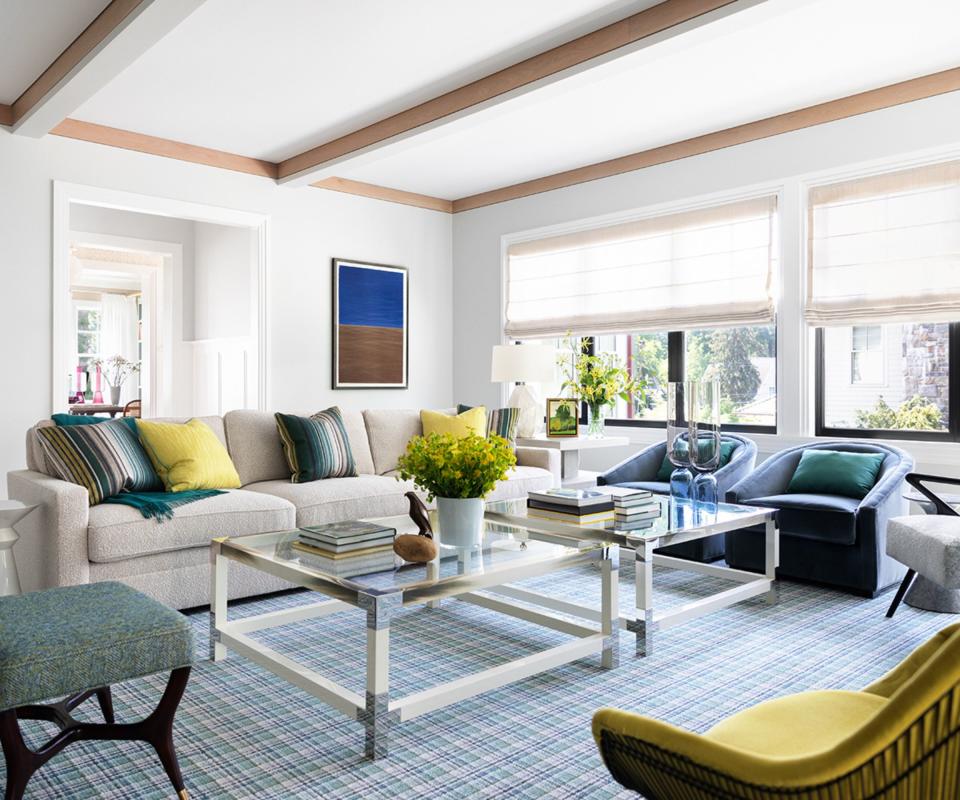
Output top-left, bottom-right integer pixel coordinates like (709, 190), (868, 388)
(886, 569), (917, 618)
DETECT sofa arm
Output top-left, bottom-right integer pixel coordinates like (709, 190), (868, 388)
(7, 470), (90, 590)
(515, 447), (561, 487)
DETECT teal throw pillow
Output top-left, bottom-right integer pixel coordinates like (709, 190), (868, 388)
(275, 408), (358, 484)
(656, 439), (738, 481)
(52, 414), (137, 433)
(786, 449), (886, 500)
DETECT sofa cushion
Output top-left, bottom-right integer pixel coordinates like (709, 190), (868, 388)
(225, 409), (375, 485)
(744, 493), (860, 545)
(275, 408), (358, 483)
(363, 409), (423, 475)
(137, 418), (241, 491)
(245, 475), (412, 527)
(87, 489), (295, 563)
(787, 449), (886, 500)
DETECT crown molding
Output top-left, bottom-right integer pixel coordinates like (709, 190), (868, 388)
(276, 0), (746, 183)
(451, 66), (960, 212)
(312, 177), (452, 213)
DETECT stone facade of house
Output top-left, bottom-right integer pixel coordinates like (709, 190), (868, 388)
(902, 323), (950, 418)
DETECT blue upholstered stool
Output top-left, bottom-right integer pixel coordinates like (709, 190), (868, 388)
(0, 582), (194, 800)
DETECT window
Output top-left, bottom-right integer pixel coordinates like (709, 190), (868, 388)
(818, 323), (953, 437)
(686, 325), (777, 427)
(850, 326), (883, 385)
(588, 324), (777, 431)
(810, 158), (960, 441)
(74, 303), (101, 370)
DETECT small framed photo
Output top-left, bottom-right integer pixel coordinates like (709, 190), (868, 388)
(546, 397), (579, 438)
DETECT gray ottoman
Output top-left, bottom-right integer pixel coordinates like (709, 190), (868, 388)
(886, 515), (960, 616)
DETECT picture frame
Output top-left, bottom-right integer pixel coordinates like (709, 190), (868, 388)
(546, 397), (579, 438)
(332, 258), (409, 389)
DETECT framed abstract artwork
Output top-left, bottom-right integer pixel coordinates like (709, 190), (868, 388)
(332, 258), (409, 389)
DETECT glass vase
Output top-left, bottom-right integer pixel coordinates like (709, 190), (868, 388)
(586, 403), (606, 438)
(666, 382), (695, 503)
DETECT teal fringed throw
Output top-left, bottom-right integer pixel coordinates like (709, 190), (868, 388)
(102, 490), (225, 521)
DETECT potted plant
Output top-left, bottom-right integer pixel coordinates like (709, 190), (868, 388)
(559, 335), (644, 438)
(396, 433), (516, 547)
(94, 355), (140, 406)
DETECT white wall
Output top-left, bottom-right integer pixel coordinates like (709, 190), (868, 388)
(452, 91), (960, 477)
(193, 221), (254, 341)
(0, 129), (453, 493)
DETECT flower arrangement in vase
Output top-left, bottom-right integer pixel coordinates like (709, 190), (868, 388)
(558, 334), (644, 438)
(396, 433), (516, 547)
(94, 355), (140, 406)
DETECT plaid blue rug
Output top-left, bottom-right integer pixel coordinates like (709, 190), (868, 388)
(8, 561), (952, 799)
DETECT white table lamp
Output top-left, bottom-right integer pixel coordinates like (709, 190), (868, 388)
(491, 344), (556, 437)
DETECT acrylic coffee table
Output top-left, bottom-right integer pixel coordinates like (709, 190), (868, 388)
(209, 514), (619, 759)
(485, 496), (779, 657)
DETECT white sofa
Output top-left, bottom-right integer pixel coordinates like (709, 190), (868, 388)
(8, 408), (559, 609)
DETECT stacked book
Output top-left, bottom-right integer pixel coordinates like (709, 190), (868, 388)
(526, 488), (615, 525)
(604, 487), (660, 529)
(292, 521), (397, 577)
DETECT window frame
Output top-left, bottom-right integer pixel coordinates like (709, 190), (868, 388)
(584, 327), (779, 435)
(814, 324), (960, 442)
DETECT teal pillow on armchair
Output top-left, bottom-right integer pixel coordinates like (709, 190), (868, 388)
(786, 449), (886, 500)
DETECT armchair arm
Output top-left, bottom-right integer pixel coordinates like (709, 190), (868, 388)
(598, 442), (664, 486)
(7, 470), (90, 590)
(726, 449), (798, 503)
(515, 447), (561, 487)
(863, 622), (960, 698)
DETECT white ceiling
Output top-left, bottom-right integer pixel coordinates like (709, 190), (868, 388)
(7, 0), (960, 202)
(0, 0), (110, 104)
(331, 0), (960, 198)
(74, 0), (653, 161)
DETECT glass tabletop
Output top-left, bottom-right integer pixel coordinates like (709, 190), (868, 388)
(216, 511), (607, 599)
(485, 495), (774, 546)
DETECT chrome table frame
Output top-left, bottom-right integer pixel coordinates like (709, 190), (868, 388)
(485, 500), (778, 657)
(209, 535), (620, 759)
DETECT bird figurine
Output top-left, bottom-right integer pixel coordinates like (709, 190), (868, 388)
(394, 492), (438, 563)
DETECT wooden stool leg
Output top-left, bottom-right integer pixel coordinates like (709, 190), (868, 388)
(0, 709), (35, 800)
(95, 687), (115, 724)
(143, 667), (191, 799)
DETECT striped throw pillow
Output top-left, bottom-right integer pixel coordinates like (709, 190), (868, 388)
(457, 404), (521, 444)
(275, 408), (358, 483)
(36, 419), (163, 504)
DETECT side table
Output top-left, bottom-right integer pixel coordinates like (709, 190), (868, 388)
(515, 434), (630, 488)
(0, 501), (38, 596)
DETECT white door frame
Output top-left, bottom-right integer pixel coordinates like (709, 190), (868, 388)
(52, 181), (270, 414)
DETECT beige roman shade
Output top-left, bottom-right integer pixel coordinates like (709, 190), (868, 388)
(504, 195), (778, 338)
(806, 159), (960, 325)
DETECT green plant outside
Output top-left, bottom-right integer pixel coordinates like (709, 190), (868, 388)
(853, 394), (945, 431)
(396, 432), (517, 501)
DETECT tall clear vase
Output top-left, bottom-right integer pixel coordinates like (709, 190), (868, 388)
(691, 381), (722, 512)
(666, 382), (695, 504)
(586, 403), (606, 438)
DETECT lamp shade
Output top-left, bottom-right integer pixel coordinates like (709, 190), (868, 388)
(491, 344), (556, 383)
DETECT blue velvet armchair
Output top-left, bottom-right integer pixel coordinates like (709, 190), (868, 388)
(598, 434), (758, 562)
(724, 441), (914, 597)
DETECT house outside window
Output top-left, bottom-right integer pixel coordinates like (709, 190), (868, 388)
(850, 325), (884, 385)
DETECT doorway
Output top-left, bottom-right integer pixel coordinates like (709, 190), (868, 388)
(53, 183), (269, 418)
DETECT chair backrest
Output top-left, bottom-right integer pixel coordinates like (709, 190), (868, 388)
(122, 399), (142, 418)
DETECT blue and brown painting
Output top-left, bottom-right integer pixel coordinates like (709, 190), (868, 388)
(336, 263), (406, 385)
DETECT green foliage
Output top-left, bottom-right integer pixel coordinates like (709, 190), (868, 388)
(396, 433), (516, 501)
(559, 334), (645, 415)
(854, 395), (944, 431)
(632, 334), (667, 413)
(707, 327), (763, 406)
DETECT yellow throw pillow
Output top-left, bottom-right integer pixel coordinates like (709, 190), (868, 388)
(136, 418), (241, 492)
(420, 407), (486, 438)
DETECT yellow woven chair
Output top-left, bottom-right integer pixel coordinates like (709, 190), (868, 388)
(593, 623), (960, 799)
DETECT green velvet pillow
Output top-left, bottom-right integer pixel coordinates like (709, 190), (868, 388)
(656, 439), (738, 481)
(52, 414), (137, 433)
(786, 449), (886, 500)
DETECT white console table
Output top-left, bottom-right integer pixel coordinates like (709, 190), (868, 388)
(516, 435), (630, 488)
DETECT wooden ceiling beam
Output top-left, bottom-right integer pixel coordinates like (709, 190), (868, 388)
(10, 0), (204, 136)
(276, 0), (754, 184)
(451, 66), (960, 213)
